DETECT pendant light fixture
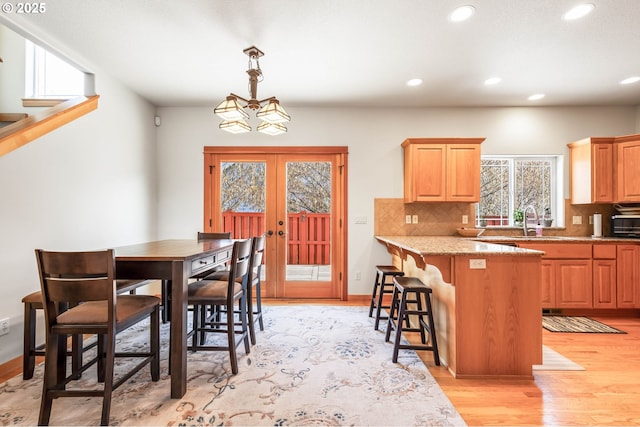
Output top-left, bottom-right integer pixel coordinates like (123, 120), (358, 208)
(214, 46), (290, 135)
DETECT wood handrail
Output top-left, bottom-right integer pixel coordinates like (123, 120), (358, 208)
(0, 95), (99, 157)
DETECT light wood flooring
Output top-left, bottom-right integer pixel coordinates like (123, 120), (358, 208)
(3, 300), (640, 426)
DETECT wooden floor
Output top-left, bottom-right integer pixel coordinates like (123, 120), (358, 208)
(4, 300), (640, 425)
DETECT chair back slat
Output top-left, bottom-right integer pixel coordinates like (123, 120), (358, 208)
(197, 231), (232, 241)
(229, 239), (252, 286)
(249, 235), (266, 283)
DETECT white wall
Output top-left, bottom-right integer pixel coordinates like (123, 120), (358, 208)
(0, 37), (158, 364)
(156, 105), (638, 298)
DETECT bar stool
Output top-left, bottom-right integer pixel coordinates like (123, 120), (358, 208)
(384, 276), (440, 365)
(21, 279), (150, 380)
(368, 265), (404, 330)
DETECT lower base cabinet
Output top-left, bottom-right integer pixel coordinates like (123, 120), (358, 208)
(617, 245), (640, 308)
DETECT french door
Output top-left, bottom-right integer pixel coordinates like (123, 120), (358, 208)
(204, 147), (348, 299)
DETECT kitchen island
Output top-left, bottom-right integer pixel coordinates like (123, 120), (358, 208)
(376, 235), (544, 379)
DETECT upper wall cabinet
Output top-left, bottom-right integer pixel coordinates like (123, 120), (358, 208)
(615, 135), (640, 203)
(568, 133), (640, 204)
(567, 137), (615, 204)
(402, 138), (484, 203)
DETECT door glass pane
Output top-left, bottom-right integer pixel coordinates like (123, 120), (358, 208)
(285, 161), (332, 281)
(220, 161), (266, 279)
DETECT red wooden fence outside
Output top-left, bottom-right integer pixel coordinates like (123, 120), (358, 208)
(221, 211), (330, 265)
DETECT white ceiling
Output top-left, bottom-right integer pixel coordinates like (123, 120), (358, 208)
(4, 0), (640, 108)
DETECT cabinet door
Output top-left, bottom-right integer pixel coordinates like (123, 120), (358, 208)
(446, 144), (481, 202)
(409, 144), (446, 202)
(591, 143), (614, 203)
(593, 259), (617, 308)
(568, 138), (614, 204)
(617, 245), (639, 308)
(540, 260), (555, 308)
(616, 140), (640, 202)
(555, 260), (592, 308)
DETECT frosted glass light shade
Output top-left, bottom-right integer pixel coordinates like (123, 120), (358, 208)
(256, 99), (291, 124)
(220, 119), (251, 134)
(214, 96), (249, 121)
(257, 121), (287, 135)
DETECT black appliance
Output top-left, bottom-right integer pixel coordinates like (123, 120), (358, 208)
(611, 215), (640, 238)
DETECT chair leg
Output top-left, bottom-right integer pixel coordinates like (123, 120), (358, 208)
(240, 295), (250, 354)
(374, 273), (388, 330)
(23, 302), (37, 380)
(39, 333), (66, 425)
(247, 283), (256, 345)
(255, 280), (264, 331)
(100, 335), (116, 426)
(384, 286), (399, 342)
(392, 290), (408, 363)
(150, 306), (160, 381)
(368, 271), (380, 317)
(227, 301), (239, 374)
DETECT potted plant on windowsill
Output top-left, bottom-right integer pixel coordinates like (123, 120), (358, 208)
(513, 209), (524, 227)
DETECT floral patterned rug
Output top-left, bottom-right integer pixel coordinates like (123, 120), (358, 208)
(0, 305), (465, 426)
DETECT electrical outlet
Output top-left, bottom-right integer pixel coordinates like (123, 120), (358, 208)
(412, 215), (419, 224)
(469, 259), (486, 269)
(354, 271), (361, 280)
(0, 317), (9, 336)
(572, 215), (583, 225)
(462, 215), (469, 224)
(405, 215), (412, 224)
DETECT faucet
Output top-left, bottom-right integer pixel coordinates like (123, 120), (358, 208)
(523, 205), (539, 236)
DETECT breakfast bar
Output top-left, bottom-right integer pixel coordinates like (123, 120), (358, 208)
(376, 235), (544, 379)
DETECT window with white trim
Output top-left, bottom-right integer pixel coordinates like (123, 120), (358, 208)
(476, 156), (563, 228)
(24, 40), (83, 99)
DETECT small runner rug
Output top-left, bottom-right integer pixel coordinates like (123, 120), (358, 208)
(542, 316), (626, 333)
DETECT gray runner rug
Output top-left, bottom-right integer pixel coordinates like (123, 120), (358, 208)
(0, 305), (465, 426)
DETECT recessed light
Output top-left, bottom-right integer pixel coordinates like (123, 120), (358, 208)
(620, 76), (640, 85)
(406, 78), (423, 87)
(484, 77), (502, 85)
(528, 94), (545, 101)
(449, 5), (475, 22)
(563, 3), (595, 20)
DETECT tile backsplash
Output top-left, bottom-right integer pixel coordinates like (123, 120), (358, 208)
(374, 198), (615, 237)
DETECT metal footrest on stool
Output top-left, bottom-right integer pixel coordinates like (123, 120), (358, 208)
(384, 276), (440, 365)
(368, 265), (405, 330)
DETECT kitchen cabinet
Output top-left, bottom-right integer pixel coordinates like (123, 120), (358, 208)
(518, 243), (592, 309)
(402, 138), (484, 203)
(592, 244), (617, 308)
(615, 135), (640, 202)
(617, 244), (640, 308)
(567, 137), (614, 204)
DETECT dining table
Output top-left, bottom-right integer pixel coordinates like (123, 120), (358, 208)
(113, 239), (234, 398)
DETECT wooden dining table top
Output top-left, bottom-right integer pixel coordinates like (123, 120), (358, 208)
(113, 239), (235, 260)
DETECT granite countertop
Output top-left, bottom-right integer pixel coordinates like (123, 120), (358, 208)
(477, 235), (640, 243)
(375, 235), (544, 256)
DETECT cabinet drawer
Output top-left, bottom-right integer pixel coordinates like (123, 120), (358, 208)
(518, 243), (592, 259)
(191, 255), (215, 274)
(593, 244), (617, 259)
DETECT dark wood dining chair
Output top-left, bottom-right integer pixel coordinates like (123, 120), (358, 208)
(206, 235), (266, 344)
(187, 239), (252, 374)
(35, 249), (161, 426)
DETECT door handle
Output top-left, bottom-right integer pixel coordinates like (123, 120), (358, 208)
(267, 230), (274, 236)
(278, 230), (285, 236)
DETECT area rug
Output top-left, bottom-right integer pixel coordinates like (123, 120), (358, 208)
(542, 315), (626, 333)
(532, 345), (584, 371)
(0, 305), (465, 426)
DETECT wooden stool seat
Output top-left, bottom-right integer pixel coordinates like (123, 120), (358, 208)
(384, 276), (440, 365)
(368, 265), (405, 330)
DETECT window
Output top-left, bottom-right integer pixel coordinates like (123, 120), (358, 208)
(476, 156), (563, 227)
(24, 40), (84, 100)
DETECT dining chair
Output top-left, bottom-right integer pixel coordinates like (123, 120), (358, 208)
(187, 238), (252, 374)
(205, 235), (266, 344)
(35, 249), (161, 426)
